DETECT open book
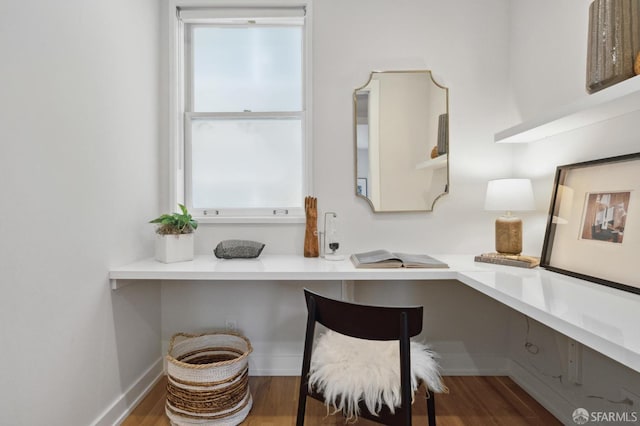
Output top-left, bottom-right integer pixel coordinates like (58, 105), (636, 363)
(350, 250), (448, 269)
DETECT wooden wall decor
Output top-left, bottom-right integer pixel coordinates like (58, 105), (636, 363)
(304, 196), (319, 257)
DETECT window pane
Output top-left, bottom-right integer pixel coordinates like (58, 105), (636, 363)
(192, 26), (302, 112)
(190, 118), (303, 209)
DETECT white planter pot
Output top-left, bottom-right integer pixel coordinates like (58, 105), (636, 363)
(155, 233), (194, 263)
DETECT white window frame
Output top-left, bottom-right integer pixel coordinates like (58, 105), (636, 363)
(167, 0), (312, 223)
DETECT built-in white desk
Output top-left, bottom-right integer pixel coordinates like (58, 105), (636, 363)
(108, 254), (464, 286)
(109, 254), (640, 374)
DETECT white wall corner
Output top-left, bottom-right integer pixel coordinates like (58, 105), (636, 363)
(91, 358), (164, 426)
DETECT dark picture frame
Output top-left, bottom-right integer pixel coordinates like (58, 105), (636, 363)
(541, 152), (640, 295)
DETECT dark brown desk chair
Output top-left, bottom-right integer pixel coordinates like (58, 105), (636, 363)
(296, 289), (442, 426)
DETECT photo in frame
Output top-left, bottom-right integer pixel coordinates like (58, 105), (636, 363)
(541, 152), (640, 294)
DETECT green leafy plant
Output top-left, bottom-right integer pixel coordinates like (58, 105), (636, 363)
(150, 204), (198, 235)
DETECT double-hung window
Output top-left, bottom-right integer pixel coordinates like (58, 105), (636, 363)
(171, 3), (311, 222)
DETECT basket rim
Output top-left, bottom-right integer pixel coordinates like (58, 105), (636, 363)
(167, 331), (253, 370)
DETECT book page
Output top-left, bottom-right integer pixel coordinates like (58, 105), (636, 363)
(393, 253), (448, 268)
(352, 249), (399, 264)
(350, 250), (404, 268)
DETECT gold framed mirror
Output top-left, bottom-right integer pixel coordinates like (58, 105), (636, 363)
(354, 70), (449, 212)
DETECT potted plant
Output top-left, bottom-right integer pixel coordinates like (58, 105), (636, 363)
(150, 204), (198, 263)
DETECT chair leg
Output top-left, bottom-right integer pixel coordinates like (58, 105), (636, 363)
(426, 388), (436, 426)
(296, 386), (307, 426)
(297, 296), (317, 426)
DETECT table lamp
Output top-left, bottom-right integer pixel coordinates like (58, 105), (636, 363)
(484, 178), (535, 255)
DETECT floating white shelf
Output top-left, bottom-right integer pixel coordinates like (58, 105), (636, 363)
(495, 75), (640, 143)
(415, 154), (447, 170)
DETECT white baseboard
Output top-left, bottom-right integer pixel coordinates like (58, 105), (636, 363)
(249, 353), (302, 376)
(247, 352), (509, 376)
(91, 357), (164, 426)
(508, 359), (574, 425)
(439, 354), (510, 376)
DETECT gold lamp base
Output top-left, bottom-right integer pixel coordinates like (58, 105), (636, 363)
(495, 215), (522, 255)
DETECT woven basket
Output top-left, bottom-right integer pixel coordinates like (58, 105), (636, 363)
(166, 332), (253, 426)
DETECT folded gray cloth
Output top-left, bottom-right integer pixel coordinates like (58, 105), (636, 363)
(214, 240), (265, 259)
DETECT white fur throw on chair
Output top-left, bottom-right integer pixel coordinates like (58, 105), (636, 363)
(308, 330), (446, 421)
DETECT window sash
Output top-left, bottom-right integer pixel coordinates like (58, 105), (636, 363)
(185, 23), (304, 113)
(184, 111), (306, 218)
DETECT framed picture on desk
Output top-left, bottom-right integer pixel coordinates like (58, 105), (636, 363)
(541, 152), (640, 295)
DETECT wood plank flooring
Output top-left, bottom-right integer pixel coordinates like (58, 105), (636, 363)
(122, 376), (561, 425)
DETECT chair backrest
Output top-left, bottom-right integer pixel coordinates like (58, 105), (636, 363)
(299, 289), (425, 426)
(303, 288), (423, 340)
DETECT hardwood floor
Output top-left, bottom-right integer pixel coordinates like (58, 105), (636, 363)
(122, 376), (561, 425)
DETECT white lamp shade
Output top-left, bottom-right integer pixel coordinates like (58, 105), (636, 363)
(484, 178), (535, 212)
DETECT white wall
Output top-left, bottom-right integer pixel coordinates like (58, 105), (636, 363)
(183, 0), (515, 256)
(314, 0), (513, 254)
(161, 0), (517, 379)
(9, 0), (634, 423)
(0, 1), (162, 425)
(506, 0), (640, 423)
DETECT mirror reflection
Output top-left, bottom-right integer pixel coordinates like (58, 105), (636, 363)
(355, 70), (449, 212)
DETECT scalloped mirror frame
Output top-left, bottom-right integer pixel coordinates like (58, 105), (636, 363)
(354, 70), (449, 212)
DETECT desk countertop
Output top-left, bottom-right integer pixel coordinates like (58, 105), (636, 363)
(109, 254), (640, 374)
(109, 254), (465, 284)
